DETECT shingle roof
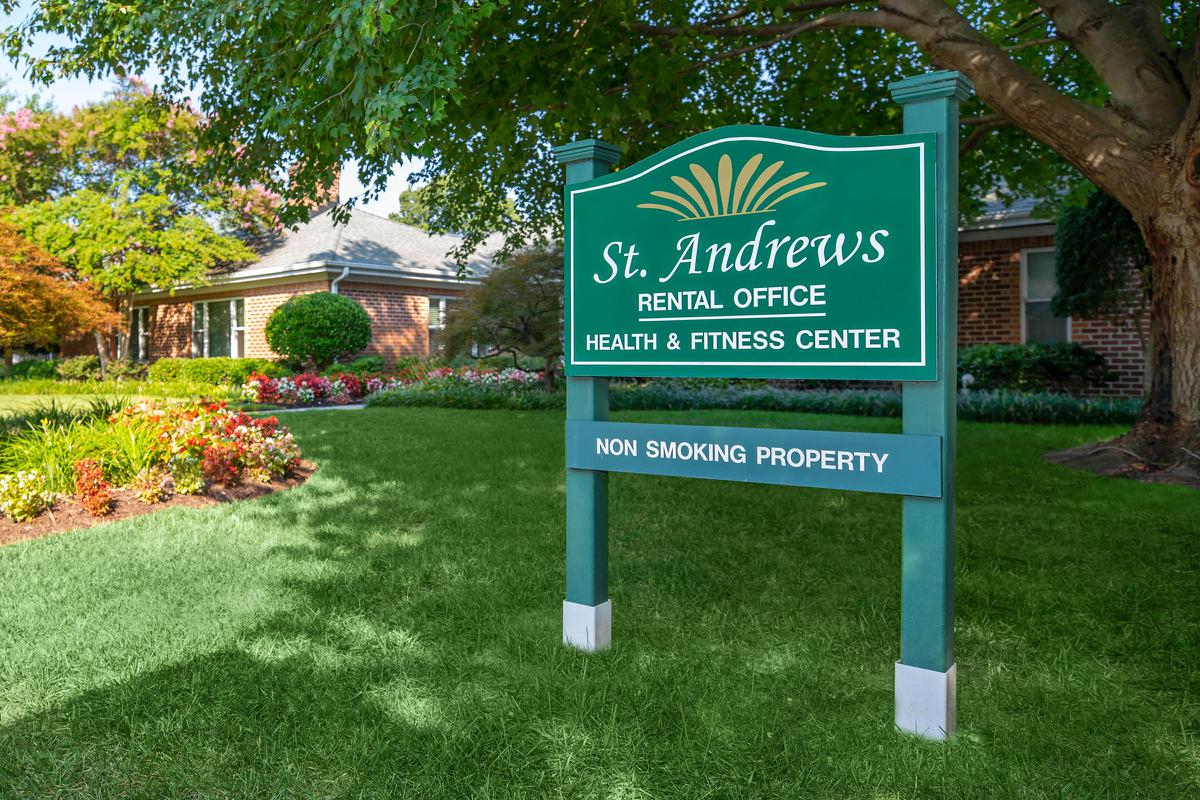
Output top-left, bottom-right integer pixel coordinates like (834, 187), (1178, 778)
(962, 196), (1050, 231)
(252, 208), (499, 279)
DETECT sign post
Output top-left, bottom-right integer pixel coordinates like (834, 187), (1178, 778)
(556, 71), (972, 740)
(554, 139), (622, 651)
(890, 71), (972, 740)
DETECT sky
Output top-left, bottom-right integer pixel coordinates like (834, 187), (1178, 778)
(0, 1), (417, 216)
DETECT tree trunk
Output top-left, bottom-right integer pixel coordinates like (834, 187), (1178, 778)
(93, 330), (109, 377)
(1127, 203), (1200, 460)
(2, 348), (12, 379)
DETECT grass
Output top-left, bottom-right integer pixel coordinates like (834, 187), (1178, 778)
(0, 407), (1196, 798)
(0, 378), (237, 408)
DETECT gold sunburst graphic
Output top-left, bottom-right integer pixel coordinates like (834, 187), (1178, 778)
(636, 154), (827, 220)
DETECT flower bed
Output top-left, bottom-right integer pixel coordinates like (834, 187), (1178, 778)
(241, 367), (543, 407)
(0, 400), (305, 532)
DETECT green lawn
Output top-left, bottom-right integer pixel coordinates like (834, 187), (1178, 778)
(0, 378), (237, 415)
(0, 407), (1196, 798)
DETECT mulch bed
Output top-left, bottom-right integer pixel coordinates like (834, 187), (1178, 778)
(0, 460), (317, 547)
(1045, 443), (1199, 489)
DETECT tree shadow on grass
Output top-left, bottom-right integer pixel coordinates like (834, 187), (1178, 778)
(0, 409), (1194, 798)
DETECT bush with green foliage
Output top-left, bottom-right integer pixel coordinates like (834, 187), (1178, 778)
(6, 359), (59, 380)
(147, 357), (289, 385)
(323, 355), (385, 377)
(1053, 190), (1148, 321)
(55, 355), (102, 381)
(264, 292), (372, 370)
(957, 343), (1115, 393)
(104, 360), (149, 381)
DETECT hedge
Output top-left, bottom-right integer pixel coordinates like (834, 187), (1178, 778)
(957, 342), (1116, 392)
(147, 357), (289, 385)
(5, 359), (59, 379)
(369, 382), (1143, 425)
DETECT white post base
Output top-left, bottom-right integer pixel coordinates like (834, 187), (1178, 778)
(895, 661), (956, 740)
(563, 599), (612, 651)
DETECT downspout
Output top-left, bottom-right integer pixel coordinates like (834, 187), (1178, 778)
(330, 265), (351, 295)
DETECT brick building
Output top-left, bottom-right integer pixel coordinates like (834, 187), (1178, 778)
(958, 198), (1146, 397)
(124, 209), (497, 367)
(108, 196), (1143, 397)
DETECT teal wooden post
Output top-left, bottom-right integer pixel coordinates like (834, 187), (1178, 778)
(889, 71), (972, 740)
(553, 138), (621, 651)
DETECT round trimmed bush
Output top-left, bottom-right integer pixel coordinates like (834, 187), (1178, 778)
(264, 292), (372, 370)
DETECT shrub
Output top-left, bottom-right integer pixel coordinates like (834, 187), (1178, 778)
(264, 292), (372, 370)
(56, 355), (102, 381)
(325, 355), (384, 376)
(130, 465), (171, 504)
(0, 470), (52, 522)
(73, 458), (112, 516)
(367, 380), (1142, 425)
(169, 455), (205, 495)
(105, 360), (149, 381)
(202, 441), (243, 486)
(147, 357), (288, 385)
(7, 358), (58, 379)
(958, 343), (1116, 393)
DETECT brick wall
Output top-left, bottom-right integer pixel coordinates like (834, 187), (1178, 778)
(146, 302), (191, 359)
(337, 282), (466, 365)
(131, 280), (331, 360)
(958, 236), (1034, 345)
(957, 233), (1146, 397)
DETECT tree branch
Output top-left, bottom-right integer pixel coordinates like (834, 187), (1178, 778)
(636, 6), (880, 40)
(704, 1), (867, 26)
(616, 0), (1166, 204)
(1036, 0), (1189, 135)
(960, 118), (1009, 154)
(961, 114), (1006, 126)
(1003, 37), (1063, 52)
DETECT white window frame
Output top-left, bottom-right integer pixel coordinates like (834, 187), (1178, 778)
(428, 296), (455, 330)
(1019, 247), (1071, 344)
(129, 306), (150, 362)
(192, 298), (246, 358)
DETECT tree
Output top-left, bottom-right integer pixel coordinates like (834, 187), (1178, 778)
(0, 81), (283, 238)
(0, 221), (119, 375)
(442, 248), (564, 385)
(389, 182), (520, 235)
(264, 292), (373, 370)
(388, 186), (435, 230)
(1053, 190), (1151, 389)
(8, 189), (256, 367)
(9, 2), (1198, 455)
(0, 82), (285, 373)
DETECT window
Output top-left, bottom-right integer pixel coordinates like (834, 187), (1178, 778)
(428, 296), (456, 354)
(192, 299), (246, 358)
(1022, 250), (1069, 344)
(129, 307), (150, 361)
(428, 296), (455, 330)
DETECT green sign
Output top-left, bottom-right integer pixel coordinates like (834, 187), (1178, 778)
(563, 126), (938, 381)
(555, 70), (973, 742)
